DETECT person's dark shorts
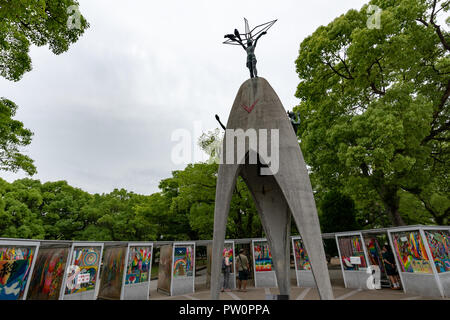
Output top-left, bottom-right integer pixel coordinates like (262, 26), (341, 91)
(386, 267), (398, 276)
(238, 270), (249, 281)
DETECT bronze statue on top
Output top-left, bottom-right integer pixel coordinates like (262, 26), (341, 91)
(224, 18), (277, 78)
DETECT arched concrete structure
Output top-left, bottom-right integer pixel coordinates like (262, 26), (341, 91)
(211, 77), (334, 300)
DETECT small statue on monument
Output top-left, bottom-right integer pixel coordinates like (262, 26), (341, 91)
(224, 18), (277, 78)
(287, 110), (301, 134)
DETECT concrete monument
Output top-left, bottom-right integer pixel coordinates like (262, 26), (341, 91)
(211, 20), (334, 300)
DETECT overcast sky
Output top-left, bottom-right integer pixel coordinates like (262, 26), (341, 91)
(0, 0), (370, 195)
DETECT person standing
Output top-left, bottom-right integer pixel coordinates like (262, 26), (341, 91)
(236, 248), (250, 292)
(381, 244), (401, 290)
(221, 250), (232, 292)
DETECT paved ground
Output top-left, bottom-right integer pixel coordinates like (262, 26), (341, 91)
(147, 267), (446, 300)
(150, 285), (438, 301)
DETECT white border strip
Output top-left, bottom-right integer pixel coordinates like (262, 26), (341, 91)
(120, 242), (154, 300)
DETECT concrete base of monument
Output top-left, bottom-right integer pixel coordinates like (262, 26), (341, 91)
(210, 77), (334, 300)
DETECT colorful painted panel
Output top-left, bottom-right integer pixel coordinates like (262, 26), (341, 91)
(27, 247), (69, 300)
(98, 246), (126, 300)
(223, 243), (234, 273)
(253, 241), (272, 272)
(365, 237), (386, 274)
(392, 231), (432, 273)
(173, 245), (194, 278)
(0, 246), (36, 300)
(425, 230), (450, 273)
(157, 245), (172, 293)
(125, 246), (152, 285)
(64, 246), (101, 295)
(338, 236), (367, 271)
(293, 239), (310, 271)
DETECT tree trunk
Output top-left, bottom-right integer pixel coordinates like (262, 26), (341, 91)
(235, 208), (243, 239)
(386, 204), (406, 226)
(378, 184), (406, 226)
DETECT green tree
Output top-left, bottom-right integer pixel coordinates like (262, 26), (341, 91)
(228, 177), (262, 239)
(174, 163), (217, 239)
(82, 189), (150, 241)
(196, 130), (263, 239)
(399, 188), (449, 225)
(0, 178), (160, 241)
(157, 174), (195, 240)
(0, 178), (45, 239)
(319, 190), (360, 233)
(295, 0), (449, 226)
(319, 190), (361, 257)
(0, 0), (89, 175)
(133, 193), (167, 241)
(400, 148), (449, 224)
(0, 98), (36, 174)
(0, 0), (89, 81)
(39, 180), (91, 240)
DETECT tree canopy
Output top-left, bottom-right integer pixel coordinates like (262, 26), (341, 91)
(0, 0), (448, 243)
(0, 98), (36, 175)
(295, 0), (449, 226)
(319, 190), (361, 233)
(0, 163), (263, 241)
(0, 0), (89, 175)
(0, 0), (89, 81)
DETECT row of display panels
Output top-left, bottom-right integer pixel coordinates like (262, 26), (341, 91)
(0, 238), (274, 299)
(0, 239), (200, 300)
(249, 228), (449, 298)
(1, 226), (448, 299)
(333, 226), (450, 298)
(290, 228), (449, 273)
(204, 240), (278, 289)
(0, 241), (157, 300)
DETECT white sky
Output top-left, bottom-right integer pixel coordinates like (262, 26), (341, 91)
(0, 0), (370, 195)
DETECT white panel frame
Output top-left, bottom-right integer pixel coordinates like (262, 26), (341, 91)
(224, 240), (236, 290)
(291, 236), (313, 287)
(60, 242), (104, 300)
(27, 243), (71, 300)
(120, 242), (154, 300)
(388, 226), (449, 299)
(335, 231), (370, 288)
(251, 238), (277, 288)
(422, 226), (450, 299)
(421, 226), (450, 276)
(170, 242), (196, 296)
(0, 240), (40, 300)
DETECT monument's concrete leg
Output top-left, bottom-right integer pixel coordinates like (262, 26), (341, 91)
(273, 147), (334, 300)
(241, 164), (291, 296)
(211, 163), (240, 300)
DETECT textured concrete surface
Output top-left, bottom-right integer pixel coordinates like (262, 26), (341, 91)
(211, 77), (333, 300)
